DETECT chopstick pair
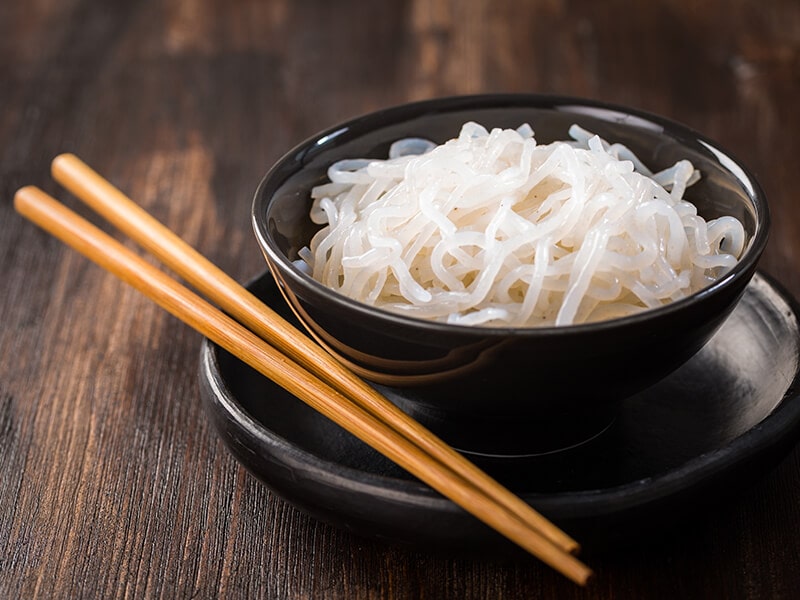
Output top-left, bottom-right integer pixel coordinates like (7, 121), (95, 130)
(14, 155), (593, 585)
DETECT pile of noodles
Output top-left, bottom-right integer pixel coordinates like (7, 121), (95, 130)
(297, 122), (745, 327)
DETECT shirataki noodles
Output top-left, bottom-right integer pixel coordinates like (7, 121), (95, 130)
(296, 122), (746, 327)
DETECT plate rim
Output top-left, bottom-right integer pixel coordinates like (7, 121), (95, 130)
(199, 269), (800, 530)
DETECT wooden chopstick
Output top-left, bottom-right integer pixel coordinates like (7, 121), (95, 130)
(14, 185), (592, 585)
(50, 153), (582, 557)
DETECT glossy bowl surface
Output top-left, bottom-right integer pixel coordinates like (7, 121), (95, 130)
(199, 271), (800, 548)
(252, 94), (769, 433)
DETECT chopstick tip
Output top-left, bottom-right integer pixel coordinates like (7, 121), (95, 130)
(13, 185), (42, 211)
(53, 151), (78, 161)
(51, 152), (83, 178)
(560, 550), (594, 586)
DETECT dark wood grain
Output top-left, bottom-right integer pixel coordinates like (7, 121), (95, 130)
(2, 0), (799, 598)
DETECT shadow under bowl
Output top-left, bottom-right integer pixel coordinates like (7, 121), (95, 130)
(252, 94), (769, 452)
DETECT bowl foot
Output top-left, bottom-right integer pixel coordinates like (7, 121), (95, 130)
(382, 389), (618, 458)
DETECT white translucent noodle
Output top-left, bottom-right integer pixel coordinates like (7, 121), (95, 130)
(301, 122), (746, 327)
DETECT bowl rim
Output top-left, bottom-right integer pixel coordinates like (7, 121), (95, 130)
(252, 93), (770, 337)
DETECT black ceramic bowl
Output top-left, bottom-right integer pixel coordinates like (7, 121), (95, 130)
(252, 94), (769, 451)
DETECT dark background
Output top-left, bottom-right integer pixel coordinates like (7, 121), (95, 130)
(1, 1), (799, 598)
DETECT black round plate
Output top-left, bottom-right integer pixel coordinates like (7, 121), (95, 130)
(199, 271), (800, 551)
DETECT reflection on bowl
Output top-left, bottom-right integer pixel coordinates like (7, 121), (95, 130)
(252, 94), (769, 451)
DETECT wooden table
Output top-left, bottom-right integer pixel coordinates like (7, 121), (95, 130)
(2, 1), (799, 597)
